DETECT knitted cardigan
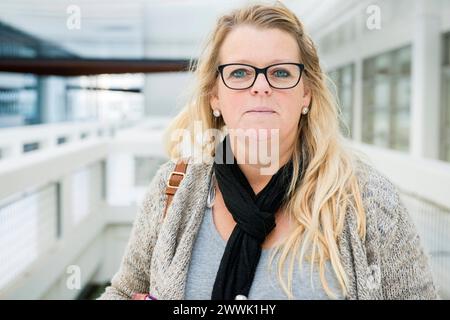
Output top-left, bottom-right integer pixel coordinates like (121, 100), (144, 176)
(98, 159), (438, 300)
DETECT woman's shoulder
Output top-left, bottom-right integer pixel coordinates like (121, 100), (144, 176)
(352, 159), (408, 239)
(353, 159), (401, 209)
(145, 156), (203, 187)
(137, 160), (175, 216)
(142, 157), (213, 198)
(145, 159), (177, 192)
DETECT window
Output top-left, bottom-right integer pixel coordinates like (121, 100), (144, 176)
(23, 141), (40, 153)
(329, 64), (354, 138)
(441, 32), (450, 162)
(362, 46), (412, 151)
(319, 18), (356, 55)
(57, 136), (67, 145)
(0, 74), (39, 128)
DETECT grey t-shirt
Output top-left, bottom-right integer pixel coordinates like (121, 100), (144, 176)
(184, 205), (344, 300)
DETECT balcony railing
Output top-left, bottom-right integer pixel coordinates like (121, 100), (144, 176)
(0, 118), (169, 299)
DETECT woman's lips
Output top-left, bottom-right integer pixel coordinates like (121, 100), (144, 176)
(245, 107), (276, 114)
(245, 111), (276, 114)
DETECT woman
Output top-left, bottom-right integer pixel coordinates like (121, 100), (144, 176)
(99, 2), (437, 300)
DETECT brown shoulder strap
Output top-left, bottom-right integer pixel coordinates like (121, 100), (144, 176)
(164, 158), (188, 218)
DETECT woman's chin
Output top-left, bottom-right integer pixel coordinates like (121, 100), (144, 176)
(231, 125), (281, 141)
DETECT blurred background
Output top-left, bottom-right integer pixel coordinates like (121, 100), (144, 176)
(0, 0), (449, 299)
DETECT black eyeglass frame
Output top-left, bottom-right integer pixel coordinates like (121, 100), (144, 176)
(217, 62), (305, 90)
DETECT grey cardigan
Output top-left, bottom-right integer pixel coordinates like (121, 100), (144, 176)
(98, 159), (438, 300)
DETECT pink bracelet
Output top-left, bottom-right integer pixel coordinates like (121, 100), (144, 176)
(132, 293), (158, 300)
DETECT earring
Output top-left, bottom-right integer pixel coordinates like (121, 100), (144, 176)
(213, 109), (221, 117)
(302, 107), (309, 115)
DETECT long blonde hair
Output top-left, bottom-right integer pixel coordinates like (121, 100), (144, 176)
(163, 1), (366, 299)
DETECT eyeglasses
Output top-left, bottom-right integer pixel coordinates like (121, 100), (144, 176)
(217, 62), (305, 90)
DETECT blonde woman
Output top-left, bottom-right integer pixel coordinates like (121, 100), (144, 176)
(99, 2), (437, 300)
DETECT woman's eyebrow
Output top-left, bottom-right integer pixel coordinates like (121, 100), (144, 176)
(227, 58), (298, 64)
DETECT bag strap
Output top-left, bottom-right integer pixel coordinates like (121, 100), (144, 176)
(164, 158), (189, 218)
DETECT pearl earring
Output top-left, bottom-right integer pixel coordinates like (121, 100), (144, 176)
(302, 107), (309, 115)
(213, 109), (221, 117)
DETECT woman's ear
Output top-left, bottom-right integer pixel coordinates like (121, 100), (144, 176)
(210, 89), (219, 111)
(210, 96), (217, 110)
(302, 83), (312, 107)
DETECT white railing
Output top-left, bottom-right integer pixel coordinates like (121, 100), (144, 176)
(0, 119), (136, 162)
(0, 183), (58, 290)
(0, 118), (170, 299)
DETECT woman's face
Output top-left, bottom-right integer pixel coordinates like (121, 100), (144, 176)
(210, 25), (311, 146)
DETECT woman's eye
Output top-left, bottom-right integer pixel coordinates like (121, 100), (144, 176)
(273, 69), (290, 77)
(231, 69), (248, 78)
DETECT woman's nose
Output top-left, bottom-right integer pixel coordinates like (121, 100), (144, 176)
(250, 73), (272, 95)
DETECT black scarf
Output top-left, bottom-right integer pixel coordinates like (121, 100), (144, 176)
(211, 134), (295, 300)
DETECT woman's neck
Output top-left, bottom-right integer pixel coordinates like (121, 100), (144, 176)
(230, 136), (294, 195)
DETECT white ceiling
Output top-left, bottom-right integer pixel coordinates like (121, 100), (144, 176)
(0, 0), (345, 59)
